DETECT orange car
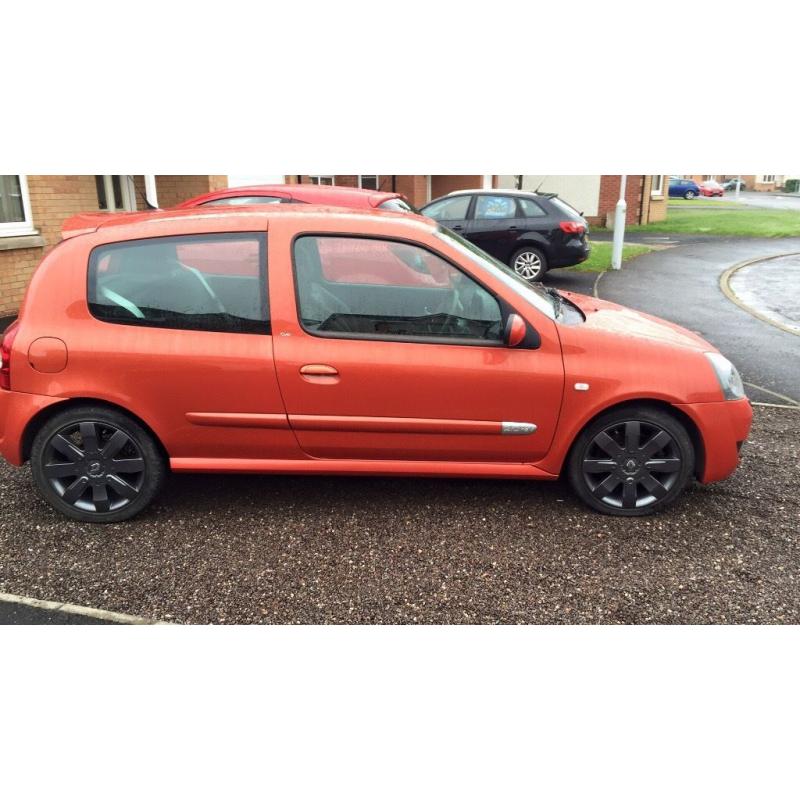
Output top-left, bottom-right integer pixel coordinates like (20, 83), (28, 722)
(0, 206), (751, 522)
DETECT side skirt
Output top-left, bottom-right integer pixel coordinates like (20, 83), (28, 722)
(169, 457), (558, 480)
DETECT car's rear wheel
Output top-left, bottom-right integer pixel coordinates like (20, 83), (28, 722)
(510, 247), (547, 281)
(684, 190), (696, 199)
(567, 405), (695, 516)
(30, 406), (166, 523)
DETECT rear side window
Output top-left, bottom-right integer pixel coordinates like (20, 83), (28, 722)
(549, 196), (583, 218)
(475, 195), (517, 219)
(88, 233), (269, 334)
(423, 195), (471, 221)
(201, 196), (285, 206)
(293, 235), (503, 344)
(517, 198), (547, 217)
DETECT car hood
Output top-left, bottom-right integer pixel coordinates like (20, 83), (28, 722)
(560, 290), (713, 352)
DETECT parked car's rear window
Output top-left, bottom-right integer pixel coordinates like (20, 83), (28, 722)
(517, 198), (547, 217)
(549, 196), (583, 219)
(88, 233), (269, 334)
(377, 198), (417, 213)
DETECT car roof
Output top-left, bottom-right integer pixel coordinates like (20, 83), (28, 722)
(61, 203), (436, 241)
(175, 183), (407, 210)
(442, 188), (548, 198)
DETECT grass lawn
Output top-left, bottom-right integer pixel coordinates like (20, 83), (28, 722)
(632, 206), (800, 237)
(668, 198), (741, 209)
(569, 241), (653, 272)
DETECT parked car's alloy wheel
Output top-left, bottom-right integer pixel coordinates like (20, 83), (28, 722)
(567, 405), (695, 516)
(684, 190), (696, 199)
(31, 406), (165, 523)
(511, 247), (547, 281)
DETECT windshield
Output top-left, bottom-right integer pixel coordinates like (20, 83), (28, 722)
(433, 226), (556, 320)
(378, 197), (418, 214)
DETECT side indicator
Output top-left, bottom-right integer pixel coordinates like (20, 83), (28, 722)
(574, 383), (590, 391)
(501, 422), (537, 436)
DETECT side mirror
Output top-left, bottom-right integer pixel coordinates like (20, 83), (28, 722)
(504, 313), (527, 347)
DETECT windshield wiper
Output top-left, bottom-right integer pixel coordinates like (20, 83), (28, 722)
(543, 287), (563, 319)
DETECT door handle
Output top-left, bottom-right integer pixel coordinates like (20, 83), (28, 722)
(300, 364), (339, 376)
(452, 225), (464, 231)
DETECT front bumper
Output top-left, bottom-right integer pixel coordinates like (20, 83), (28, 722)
(675, 398), (753, 483)
(0, 389), (64, 467)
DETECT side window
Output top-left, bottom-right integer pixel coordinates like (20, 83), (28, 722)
(88, 233), (268, 334)
(475, 195), (517, 220)
(201, 196), (285, 206)
(517, 198), (547, 218)
(423, 195), (471, 221)
(293, 236), (503, 343)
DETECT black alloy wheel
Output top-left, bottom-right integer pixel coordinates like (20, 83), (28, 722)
(568, 406), (694, 516)
(31, 406), (165, 523)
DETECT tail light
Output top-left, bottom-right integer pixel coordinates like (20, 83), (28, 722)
(559, 220), (586, 234)
(0, 320), (20, 391)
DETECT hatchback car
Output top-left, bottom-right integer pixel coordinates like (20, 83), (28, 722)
(699, 180), (724, 197)
(668, 178), (702, 199)
(0, 206), (751, 523)
(175, 183), (417, 214)
(722, 178), (747, 191)
(420, 190), (590, 282)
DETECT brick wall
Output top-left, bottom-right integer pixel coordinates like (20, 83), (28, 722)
(591, 175), (646, 227)
(0, 175), (228, 317)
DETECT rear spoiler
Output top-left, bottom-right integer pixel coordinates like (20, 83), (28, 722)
(61, 211), (149, 240)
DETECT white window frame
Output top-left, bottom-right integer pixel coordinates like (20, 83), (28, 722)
(358, 175), (380, 190)
(759, 175), (775, 184)
(96, 175), (137, 211)
(650, 175), (664, 196)
(0, 174), (36, 237)
(309, 175), (335, 186)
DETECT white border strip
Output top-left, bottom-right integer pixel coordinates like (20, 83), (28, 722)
(0, 591), (165, 625)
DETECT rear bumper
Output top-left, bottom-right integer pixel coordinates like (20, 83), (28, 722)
(550, 238), (591, 268)
(675, 398), (753, 484)
(0, 389), (64, 467)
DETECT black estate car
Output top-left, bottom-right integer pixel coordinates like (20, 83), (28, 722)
(420, 190), (590, 281)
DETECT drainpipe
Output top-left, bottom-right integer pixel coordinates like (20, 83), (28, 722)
(392, 175), (396, 193)
(611, 175), (627, 270)
(144, 175), (159, 209)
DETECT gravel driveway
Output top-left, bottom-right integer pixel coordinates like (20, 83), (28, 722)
(0, 407), (797, 624)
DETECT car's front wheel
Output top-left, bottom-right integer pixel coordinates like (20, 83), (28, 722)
(510, 246), (547, 281)
(684, 190), (696, 199)
(30, 405), (166, 523)
(567, 405), (695, 516)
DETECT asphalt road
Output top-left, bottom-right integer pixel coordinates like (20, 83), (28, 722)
(0, 407), (797, 624)
(548, 238), (800, 405)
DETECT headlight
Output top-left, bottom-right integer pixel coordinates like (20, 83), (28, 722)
(705, 352), (745, 400)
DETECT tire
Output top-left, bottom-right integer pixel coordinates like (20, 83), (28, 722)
(510, 246), (547, 282)
(684, 190), (696, 199)
(30, 405), (166, 523)
(567, 405), (695, 517)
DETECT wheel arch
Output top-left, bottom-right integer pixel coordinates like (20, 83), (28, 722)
(21, 397), (170, 465)
(560, 398), (705, 480)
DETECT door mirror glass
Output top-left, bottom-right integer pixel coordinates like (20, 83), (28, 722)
(504, 313), (526, 347)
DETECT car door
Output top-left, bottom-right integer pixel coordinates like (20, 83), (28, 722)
(269, 221), (564, 464)
(80, 229), (301, 461)
(466, 194), (521, 263)
(420, 194), (473, 237)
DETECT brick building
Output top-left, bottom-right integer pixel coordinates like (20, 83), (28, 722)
(0, 175), (227, 319)
(289, 175), (668, 226)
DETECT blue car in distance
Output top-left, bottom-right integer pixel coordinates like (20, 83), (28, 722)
(668, 177), (701, 199)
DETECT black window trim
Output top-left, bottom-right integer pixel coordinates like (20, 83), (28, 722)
(86, 231), (271, 335)
(290, 231), (538, 349)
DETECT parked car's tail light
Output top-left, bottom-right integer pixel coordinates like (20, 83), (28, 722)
(559, 221), (586, 234)
(0, 321), (20, 390)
